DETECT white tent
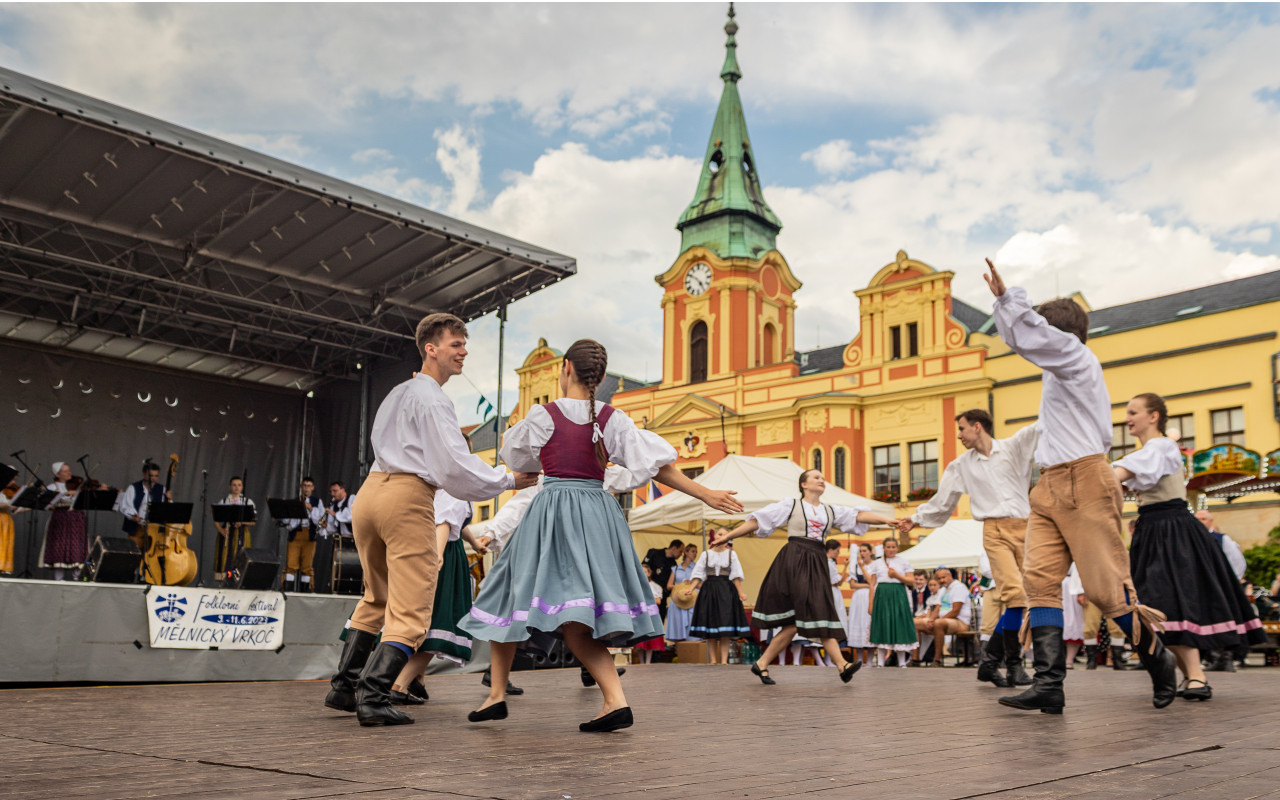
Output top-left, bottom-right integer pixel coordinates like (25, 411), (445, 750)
(626, 454), (893, 532)
(626, 455), (893, 601)
(898, 519), (986, 570)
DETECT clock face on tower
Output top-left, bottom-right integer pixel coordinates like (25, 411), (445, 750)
(684, 263), (712, 296)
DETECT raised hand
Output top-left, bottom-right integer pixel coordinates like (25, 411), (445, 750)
(984, 257), (1006, 297)
(702, 488), (743, 514)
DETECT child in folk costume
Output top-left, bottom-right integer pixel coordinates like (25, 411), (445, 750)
(459, 339), (742, 732)
(388, 488), (489, 705)
(867, 538), (917, 667)
(633, 564), (667, 664)
(688, 538), (750, 664)
(844, 542), (875, 666)
(665, 544), (700, 644)
(712, 468), (897, 685)
(1112, 393), (1266, 700)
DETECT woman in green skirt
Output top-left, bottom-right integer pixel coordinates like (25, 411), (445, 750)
(390, 489), (488, 704)
(867, 537), (917, 667)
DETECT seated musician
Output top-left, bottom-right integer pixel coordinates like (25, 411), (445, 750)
(215, 476), (256, 580)
(281, 477), (325, 592)
(114, 461), (168, 552)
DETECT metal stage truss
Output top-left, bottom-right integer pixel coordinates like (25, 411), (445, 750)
(0, 66), (576, 390)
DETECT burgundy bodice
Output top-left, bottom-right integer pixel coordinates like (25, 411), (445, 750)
(540, 402), (615, 480)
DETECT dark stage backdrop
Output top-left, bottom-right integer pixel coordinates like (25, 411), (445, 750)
(1, 341), (305, 582)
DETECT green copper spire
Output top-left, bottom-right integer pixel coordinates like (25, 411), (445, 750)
(676, 3), (782, 260)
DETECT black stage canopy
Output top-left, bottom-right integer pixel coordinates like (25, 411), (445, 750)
(0, 66), (576, 391)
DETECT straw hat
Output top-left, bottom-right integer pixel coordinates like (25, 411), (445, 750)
(671, 581), (697, 610)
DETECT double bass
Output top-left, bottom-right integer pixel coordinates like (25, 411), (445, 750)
(142, 453), (199, 586)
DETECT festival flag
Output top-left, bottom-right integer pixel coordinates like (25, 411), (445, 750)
(474, 395), (494, 419)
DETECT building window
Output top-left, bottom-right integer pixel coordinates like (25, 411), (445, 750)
(614, 491), (633, 511)
(907, 322), (919, 357)
(1211, 407), (1245, 446)
(872, 445), (901, 500)
(479, 505), (491, 521)
(889, 325), (902, 360)
(909, 440), (938, 492)
(834, 447), (847, 489)
(681, 466), (705, 479)
(1167, 413), (1195, 451)
(762, 322), (777, 365)
(689, 321), (708, 383)
(812, 448), (823, 475)
(1110, 423), (1136, 460)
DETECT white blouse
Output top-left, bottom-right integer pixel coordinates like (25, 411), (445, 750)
(747, 498), (871, 540)
(500, 399), (675, 484)
(1113, 436), (1184, 493)
(44, 481), (74, 510)
(690, 548), (744, 582)
(867, 555), (914, 585)
(433, 488), (472, 542)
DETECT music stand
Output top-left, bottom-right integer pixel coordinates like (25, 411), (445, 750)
(10, 486), (57, 510)
(148, 502), (194, 526)
(212, 504), (257, 585)
(267, 499), (308, 591)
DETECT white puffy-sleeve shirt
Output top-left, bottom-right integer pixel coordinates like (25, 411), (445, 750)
(500, 399), (675, 484)
(993, 287), (1113, 468)
(867, 555), (913, 585)
(747, 498), (871, 540)
(473, 464), (640, 553)
(432, 489), (473, 542)
(690, 548), (744, 582)
(368, 373), (514, 501)
(1113, 436), (1184, 492)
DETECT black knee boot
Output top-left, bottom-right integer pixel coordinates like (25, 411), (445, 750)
(1084, 644), (1098, 670)
(324, 629), (378, 712)
(1002, 628), (1033, 686)
(998, 625), (1066, 714)
(1134, 626), (1178, 709)
(976, 635), (1008, 687)
(356, 644), (415, 726)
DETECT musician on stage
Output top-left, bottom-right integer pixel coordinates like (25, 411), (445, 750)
(2, 474), (30, 574)
(114, 461), (169, 553)
(281, 477), (325, 592)
(42, 462), (87, 581)
(315, 481), (355, 593)
(215, 476), (255, 581)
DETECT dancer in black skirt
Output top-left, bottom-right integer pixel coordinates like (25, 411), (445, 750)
(1113, 392), (1266, 700)
(688, 537), (750, 663)
(712, 468), (897, 685)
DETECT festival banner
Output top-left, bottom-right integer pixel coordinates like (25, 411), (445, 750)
(146, 586), (286, 650)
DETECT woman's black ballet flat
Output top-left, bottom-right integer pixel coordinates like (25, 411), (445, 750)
(467, 701), (508, 723)
(390, 689), (426, 706)
(579, 707), (633, 732)
(407, 678), (429, 701)
(1181, 680), (1213, 701)
(840, 661), (862, 683)
(751, 663), (776, 685)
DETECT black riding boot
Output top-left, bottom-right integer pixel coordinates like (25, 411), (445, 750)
(355, 644), (415, 726)
(324, 629), (378, 712)
(1134, 626), (1178, 709)
(1084, 644), (1098, 670)
(998, 626), (1066, 714)
(976, 635), (1008, 687)
(1002, 628), (1033, 686)
(1111, 645), (1139, 670)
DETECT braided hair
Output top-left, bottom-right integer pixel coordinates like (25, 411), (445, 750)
(563, 339), (609, 469)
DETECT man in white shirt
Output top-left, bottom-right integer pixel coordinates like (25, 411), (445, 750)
(900, 408), (1036, 687)
(325, 312), (538, 727)
(313, 481), (354, 593)
(984, 259), (1176, 715)
(1193, 509), (1247, 672)
(914, 568), (971, 666)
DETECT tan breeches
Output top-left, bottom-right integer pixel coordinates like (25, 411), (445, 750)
(1022, 454), (1136, 619)
(1083, 601), (1125, 644)
(982, 517), (1028, 609)
(347, 472), (438, 649)
(981, 592), (1005, 638)
(286, 538), (316, 582)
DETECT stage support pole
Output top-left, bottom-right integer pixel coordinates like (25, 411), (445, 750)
(493, 304), (507, 510)
(358, 366), (370, 480)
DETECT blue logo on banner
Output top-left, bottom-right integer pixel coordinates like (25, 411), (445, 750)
(200, 614), (279, 626)
(153, 593), (188, 622)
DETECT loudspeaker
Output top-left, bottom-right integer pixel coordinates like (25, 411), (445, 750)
(88, 536), (141, 583)
(231, 548), (281, 590)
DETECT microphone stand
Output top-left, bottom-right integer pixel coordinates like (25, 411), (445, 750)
(196, 469), (209, 587)
(76, 455), (93, 579)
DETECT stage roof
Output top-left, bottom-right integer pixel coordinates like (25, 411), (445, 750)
(0, 67), (576, 390)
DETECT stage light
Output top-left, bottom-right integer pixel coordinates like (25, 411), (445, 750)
(306, 390), (314, 398)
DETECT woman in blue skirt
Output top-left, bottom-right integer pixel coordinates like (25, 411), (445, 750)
(459, 339), (743, 732)
(664, 544), (700, 644)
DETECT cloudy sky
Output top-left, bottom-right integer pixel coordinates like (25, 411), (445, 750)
(3, 2), (1279, 423)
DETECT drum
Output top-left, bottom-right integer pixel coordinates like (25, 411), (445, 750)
(331, 537), (363, 595)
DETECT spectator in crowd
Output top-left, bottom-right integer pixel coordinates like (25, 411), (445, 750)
(914, 567), (971, 667)
(1193, 509), (1249, 672)
(643, 539), (684, 616)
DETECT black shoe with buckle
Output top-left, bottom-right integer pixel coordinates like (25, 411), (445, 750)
(839, 661), (862, 683)
(1181, 678), (1212, 701)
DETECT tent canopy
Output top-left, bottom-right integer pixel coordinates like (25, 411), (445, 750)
(898, 519), (985, 570)
(626, 454), (892, 535)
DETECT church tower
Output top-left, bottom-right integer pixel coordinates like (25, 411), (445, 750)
(655, 4), (801, 388)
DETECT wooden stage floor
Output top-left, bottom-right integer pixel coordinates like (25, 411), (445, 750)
(3, 664), (1279, 800)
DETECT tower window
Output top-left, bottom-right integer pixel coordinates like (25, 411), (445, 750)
(708, 150), (724, 174)
(834, 447), (847, 489)
(907, 322), (919, 357)
(762, 322), (777, 365)
(812, 448), (823, 475)
(689, 321), (709, 384)
(890, 325), (902, 360)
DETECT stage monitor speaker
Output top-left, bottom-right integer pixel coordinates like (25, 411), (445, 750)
(231, 548), (281, 591)
(88, 536), (141, 583)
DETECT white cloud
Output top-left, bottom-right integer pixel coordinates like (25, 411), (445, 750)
(208, 131), (312, 161)
(801, 139), (881, 177)
(435, 124), (483, 217)
(342, 167), (443, 209)
(351, 148), (393, 164)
